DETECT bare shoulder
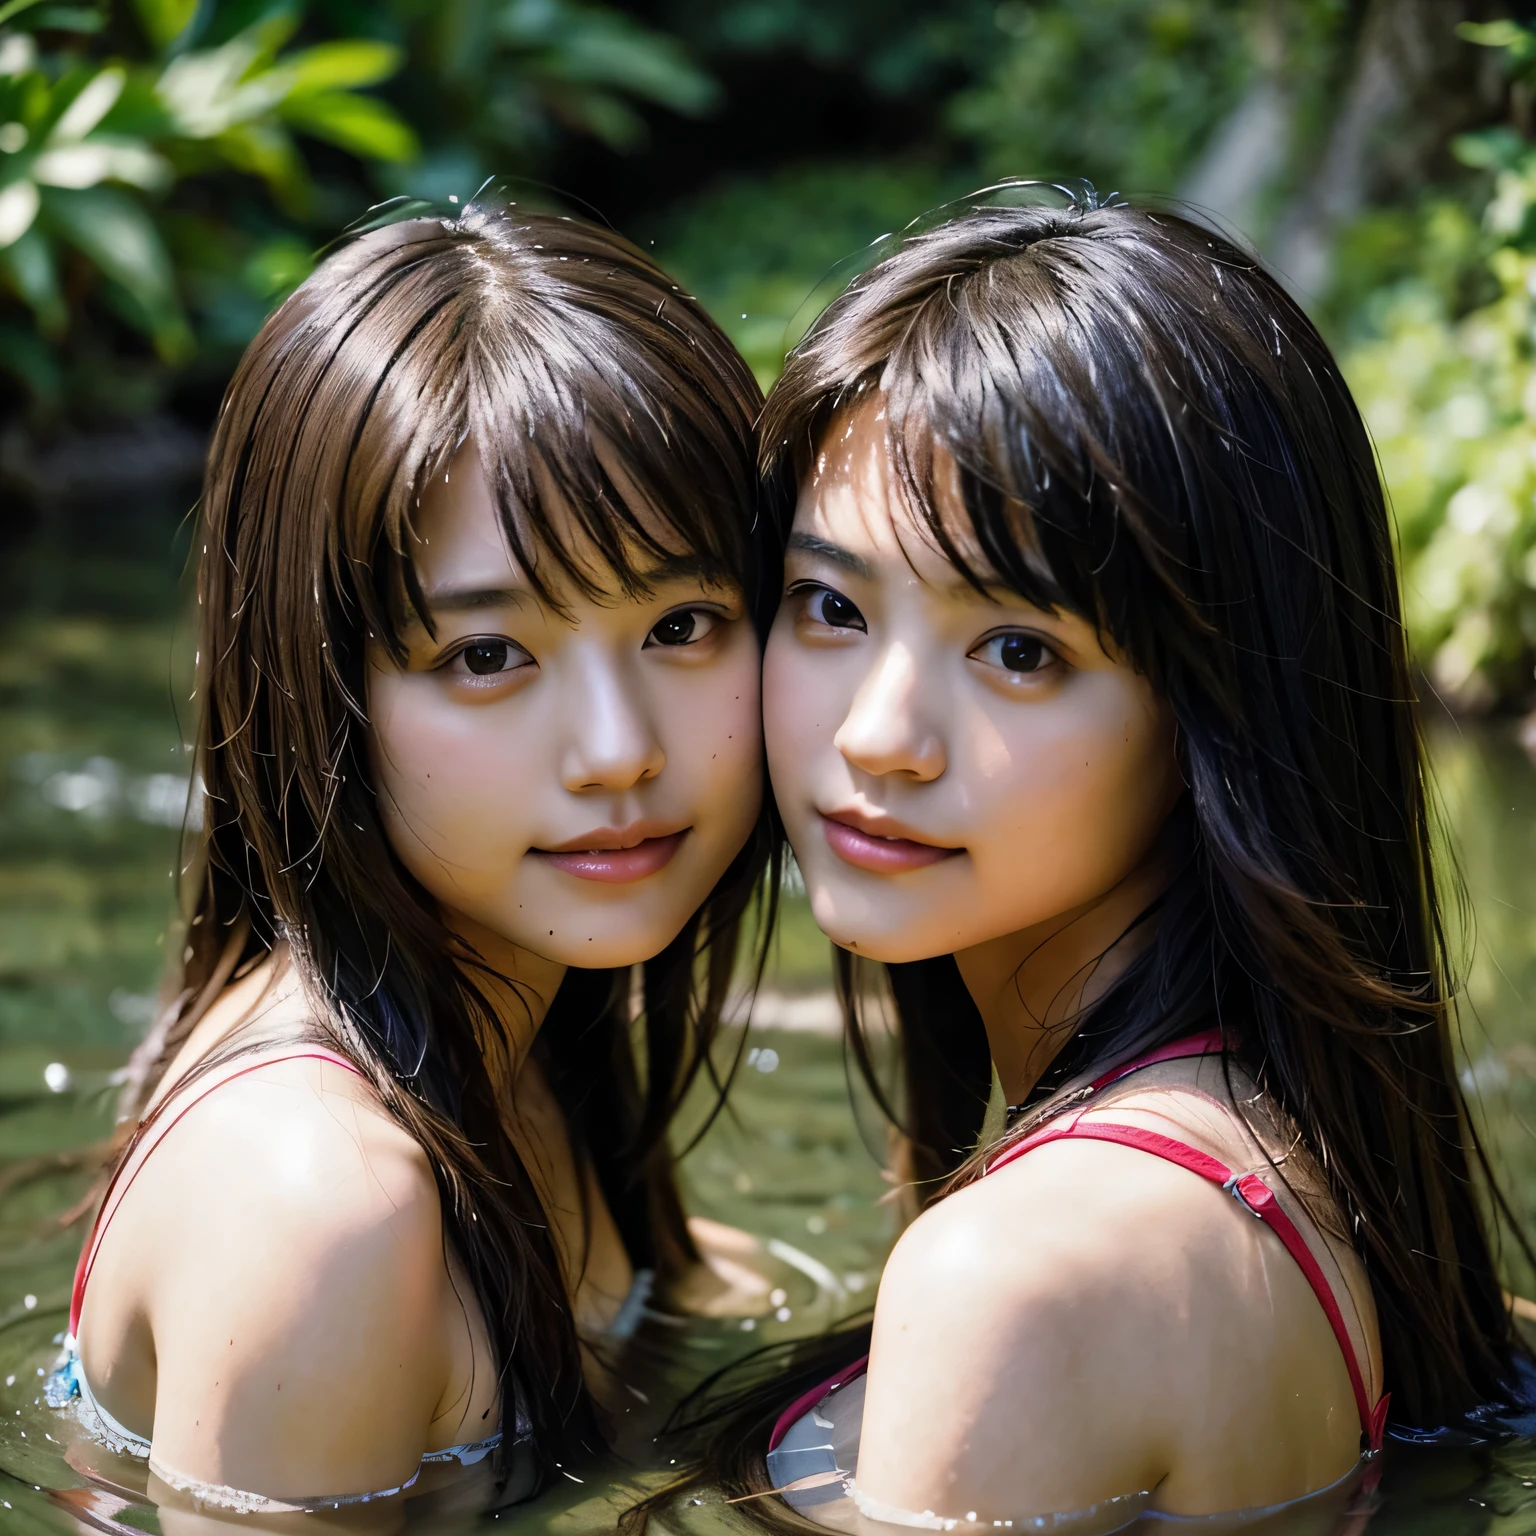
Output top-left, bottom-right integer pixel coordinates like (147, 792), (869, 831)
(143, 1049), (430, 1216)
(94, 1059), (453, 1500)
(855, 1137), (1361, 1521)
(875, 1132), (1225, 1318)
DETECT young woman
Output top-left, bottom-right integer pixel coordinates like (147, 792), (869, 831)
(50, 206), (781, 1517)
(660, 193), (1532, 1531)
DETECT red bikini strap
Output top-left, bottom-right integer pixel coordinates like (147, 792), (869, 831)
(989, 1121), (1387, 1452)
(768, 1353), (872, 1452)
(1086, 1028), (1228, 1092)
(69, 1049), (363, 1337)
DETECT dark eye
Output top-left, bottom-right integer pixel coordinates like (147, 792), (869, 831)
(805, 587), (866, 632)
(646, 609), (719, 647)
(461, 641), (514, 675)
(971, 632), (1051, 674)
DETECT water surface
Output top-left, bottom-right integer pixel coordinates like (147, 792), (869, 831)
(6, 512), (1536, 1533)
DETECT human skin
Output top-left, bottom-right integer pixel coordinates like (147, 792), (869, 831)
(764, 401), (1184, 1101)
(76, 444), (765, 1516)
(761, 399), (1379, 1521)
(369, 444), (763, 984)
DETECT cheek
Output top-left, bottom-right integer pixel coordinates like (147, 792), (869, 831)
(763, 621), (838, 801)
(965, 683), (1178, 905)
(366, 668), (537, 892)
(671, 639), (764, 812)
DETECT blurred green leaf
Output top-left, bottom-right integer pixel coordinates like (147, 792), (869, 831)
(33, 138), (171, 189)
(0, 0), (48, 28)
(1459, 19), (1536, 61)
(30, 6), (107, 30)
(241, 231), (311, 300)
(1453, 128), (1526, 172)
(130, 0), (196, 51)
(0, 317), (61, 401)
(209, 118), (307, 208)
(43, 65), (124, 142)
(41, 183), (191, 357)
(500, 0), (721, 113)
(278, 90), (416, 161)
(281, 38), (403, 95)
(0, 178), (39, 246)
(497, 0), (718, 114)
(0, 223), (62, 330)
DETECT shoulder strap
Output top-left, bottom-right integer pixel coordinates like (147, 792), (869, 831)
(988, 1121), (1388, 1451)
(70, 1049), (363, 1337)
(1086, 1028), (1228, 1092)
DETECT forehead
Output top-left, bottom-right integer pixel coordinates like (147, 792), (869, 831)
(411, 439), (708, 603)
(795, 398), (986, 582)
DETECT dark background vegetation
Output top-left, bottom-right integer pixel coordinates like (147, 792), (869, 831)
(5, 0), (1536, 706)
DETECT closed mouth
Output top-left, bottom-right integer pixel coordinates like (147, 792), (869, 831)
(532, 828), (689, 884)
(817, 811), (962, 874)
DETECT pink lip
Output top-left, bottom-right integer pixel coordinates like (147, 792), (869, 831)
(533, 828), (689, 884)
(819, 813), (962, 874)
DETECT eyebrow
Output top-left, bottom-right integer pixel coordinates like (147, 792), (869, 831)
(418, 584), (533, 614)
(786, 533), (872, 579)
(637, 552), (727, 586)
(418, 553), (728, 617)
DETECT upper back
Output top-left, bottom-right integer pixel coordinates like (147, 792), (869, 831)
(853, 1050), (1381, 1520)
(73, 954), (498, 1502)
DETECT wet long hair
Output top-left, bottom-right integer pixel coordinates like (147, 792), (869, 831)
(126, 206), (780, 1489)
(631, 189), (1530, 1527)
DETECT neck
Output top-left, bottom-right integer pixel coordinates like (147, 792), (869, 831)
(447, 912), (568, 1073)
(954, 824), (1180, 1104)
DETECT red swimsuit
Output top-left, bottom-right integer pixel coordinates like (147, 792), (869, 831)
(770, 1030), (1388, 1461)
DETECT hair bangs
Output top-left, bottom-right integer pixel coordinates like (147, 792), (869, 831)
(319, 207), (763, 663)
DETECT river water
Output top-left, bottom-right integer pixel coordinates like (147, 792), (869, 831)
(5, 512), (1536, 1533)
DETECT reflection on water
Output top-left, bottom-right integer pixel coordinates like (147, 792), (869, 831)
(6, 544), (1536, 1530)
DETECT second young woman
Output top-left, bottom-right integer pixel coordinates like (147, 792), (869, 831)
(676, 194), (1530, 1531)
(54, 207), (780, 1517)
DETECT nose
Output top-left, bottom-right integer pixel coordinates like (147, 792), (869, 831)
(560, 653), (666, 793)
(833, 640), (946, 782)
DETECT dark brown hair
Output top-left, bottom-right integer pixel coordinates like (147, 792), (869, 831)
(633, 187), (1531, 1529)
(129, 206), (780, 1489)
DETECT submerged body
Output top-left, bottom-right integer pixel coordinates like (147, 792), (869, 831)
(771, 1045), (1381, 1528)
(54, 207), (782, 1516)
(659, 192), (1533, 1531)
(68, 962), (513, 1506)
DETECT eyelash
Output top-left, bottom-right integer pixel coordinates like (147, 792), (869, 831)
(643, 606), (726, 648)
(967, 630), (1058, 676)
(789, 582), (867, 632)
(441, 637), (533, 680)
(436, 604), (726, 681)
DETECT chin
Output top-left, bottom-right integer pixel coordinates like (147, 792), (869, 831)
(808, 894), (954, 966)
(530, 923), (685, 971)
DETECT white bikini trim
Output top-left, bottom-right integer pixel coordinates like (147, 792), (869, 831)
(50, 1332), (507, 1510)
(147, 1457), (423, 1514)
(848, 1483), (1153, 1532)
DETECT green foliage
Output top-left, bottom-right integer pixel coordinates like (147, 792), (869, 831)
(950, 0), (1253, 193)
(373, 0), (719, 204)
(655, 158), (958, 387)
(1341, 23), (1536, 709)
(0, 1), (417, 404)
(652, 0), (998, 99)
(0, 0), (720, 414)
